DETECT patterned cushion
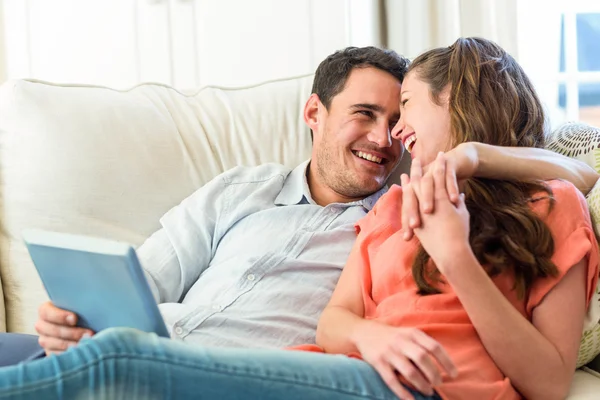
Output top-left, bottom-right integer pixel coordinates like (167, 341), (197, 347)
(547, 122), (600, 367)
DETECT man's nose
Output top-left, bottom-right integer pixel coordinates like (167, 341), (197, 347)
(368, 122), (393, 148)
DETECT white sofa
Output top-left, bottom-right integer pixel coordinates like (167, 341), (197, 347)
(0, 76), (599, 399)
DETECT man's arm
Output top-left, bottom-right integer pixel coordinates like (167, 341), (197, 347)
(34, 172), (229, 355)
(138, 172), (231, 304)
(466, 142), (599, 194)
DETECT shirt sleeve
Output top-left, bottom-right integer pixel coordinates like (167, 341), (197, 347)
(526, 180), (599, 315)
(137, 170), (232, 303)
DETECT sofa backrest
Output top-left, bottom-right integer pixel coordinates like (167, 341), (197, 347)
(0, 75), (359, 332)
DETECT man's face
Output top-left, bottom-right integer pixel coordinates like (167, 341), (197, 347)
(308, 67), (403, 201)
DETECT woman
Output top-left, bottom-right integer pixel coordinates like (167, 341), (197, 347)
(311, 37), (599, 400)
(0, 37), (595, 400)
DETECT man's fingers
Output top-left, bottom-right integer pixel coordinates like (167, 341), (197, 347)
(375, 363), (415, 400)
(412, 330), (458, 379)
(34, 319), (91, 342)
(387, 352), (434, 396)
(401, 174), (418, 239)
(39, 301), (77, 326)
(38, 336), (78, 354)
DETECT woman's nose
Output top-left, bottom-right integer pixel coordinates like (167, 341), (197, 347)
(391, 117), (404, 140)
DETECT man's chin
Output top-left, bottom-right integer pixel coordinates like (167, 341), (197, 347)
(352, 176), (386, 196)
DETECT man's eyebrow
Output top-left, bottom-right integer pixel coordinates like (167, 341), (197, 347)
(349, 103), (385, 112)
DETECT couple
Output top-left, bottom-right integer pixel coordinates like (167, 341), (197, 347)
(0, 38), (598, 399)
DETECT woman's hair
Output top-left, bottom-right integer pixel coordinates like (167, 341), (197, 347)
(408, 37), (558, 298)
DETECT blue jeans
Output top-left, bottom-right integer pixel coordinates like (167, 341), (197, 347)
(0, 334), (44, 367)
(0, 328), (441, 400)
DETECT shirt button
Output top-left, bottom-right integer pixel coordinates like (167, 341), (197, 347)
(174, 327), (183, 335)
(247, 274), (255, 281)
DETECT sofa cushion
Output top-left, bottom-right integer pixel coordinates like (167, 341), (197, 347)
(567, 369), (600, 399)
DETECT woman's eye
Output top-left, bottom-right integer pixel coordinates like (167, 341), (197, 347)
(400, 99), (408, 107)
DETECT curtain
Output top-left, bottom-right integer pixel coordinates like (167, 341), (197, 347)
(381, 0), (518, 60)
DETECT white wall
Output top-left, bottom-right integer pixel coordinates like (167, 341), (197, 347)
(2, 0), (381, 90)
(0, 0), (6, 83)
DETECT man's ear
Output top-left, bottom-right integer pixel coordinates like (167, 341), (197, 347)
(303, 93), (322, 132)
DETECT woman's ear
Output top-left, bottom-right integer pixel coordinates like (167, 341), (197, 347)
(303, 93), (322, 132)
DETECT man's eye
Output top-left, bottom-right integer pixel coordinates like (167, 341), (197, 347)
(358, 110), (374, 118)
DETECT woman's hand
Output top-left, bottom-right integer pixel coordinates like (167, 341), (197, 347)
(401, 145), (477, 241)
(354, 321), (457, 400)
(402, 153), (471, 271)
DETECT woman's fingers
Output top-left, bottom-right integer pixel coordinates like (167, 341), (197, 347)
(444, 156), (460, 205)
(411, 330), (458, 378)
(401, 174), (418, 240)
(375, 362), (415, 400)
(388, 350), (435, 396)
(401, 345), (442, 389)
(433, 152), (448, 202)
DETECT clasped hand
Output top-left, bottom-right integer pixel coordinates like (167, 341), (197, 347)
(400, 151), (471, 272)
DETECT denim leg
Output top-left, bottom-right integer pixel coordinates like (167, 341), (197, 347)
(0, 334), (45, 367)
(0, 328), (441, 400)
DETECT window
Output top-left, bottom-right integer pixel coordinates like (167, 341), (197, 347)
(557, 12), (600, 127)
(517, 0), (600, 129)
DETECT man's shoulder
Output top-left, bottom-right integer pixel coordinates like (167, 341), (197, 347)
(220, 163), (293, 186)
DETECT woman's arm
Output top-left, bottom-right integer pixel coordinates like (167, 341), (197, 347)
(472, 142), (599, 195)
(442, 249), (586, 400)
(315, 247), (368, 354)
(317, 225), (457, 399)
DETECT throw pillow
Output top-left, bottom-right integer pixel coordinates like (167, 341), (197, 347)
(547, 121), (600, 367)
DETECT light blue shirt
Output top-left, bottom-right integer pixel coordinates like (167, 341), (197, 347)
(138, 160), (385, 348)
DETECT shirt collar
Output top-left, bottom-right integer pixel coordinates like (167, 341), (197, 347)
(275, 160), (312, 206)
(275, 159), (388, 209)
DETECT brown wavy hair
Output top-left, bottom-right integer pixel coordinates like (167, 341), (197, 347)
(409, 37), (558, 298)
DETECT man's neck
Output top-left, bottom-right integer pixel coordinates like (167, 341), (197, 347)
(306, 164), (366, 207)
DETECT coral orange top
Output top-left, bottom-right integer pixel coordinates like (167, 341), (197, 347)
(293, 180), (599, 400)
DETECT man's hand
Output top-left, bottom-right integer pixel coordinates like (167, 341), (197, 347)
(354, 322), (457, 400)
(35, 301), (94, 355)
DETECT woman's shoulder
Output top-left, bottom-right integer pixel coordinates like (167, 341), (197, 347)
(356, 184), (403, 234)
(370, 184), (403, 214)
(544, 179), (588, 214)
(535, 179), (592, 234)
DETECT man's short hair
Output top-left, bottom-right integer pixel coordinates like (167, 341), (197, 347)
(312, 46), (410, 110)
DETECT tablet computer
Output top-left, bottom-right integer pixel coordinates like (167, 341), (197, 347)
(22, 229), (170, 338)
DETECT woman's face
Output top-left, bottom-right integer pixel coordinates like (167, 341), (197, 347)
(392, 71), (452, 167)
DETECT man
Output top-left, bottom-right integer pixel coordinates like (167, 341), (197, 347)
(3, 46), (598, 363)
